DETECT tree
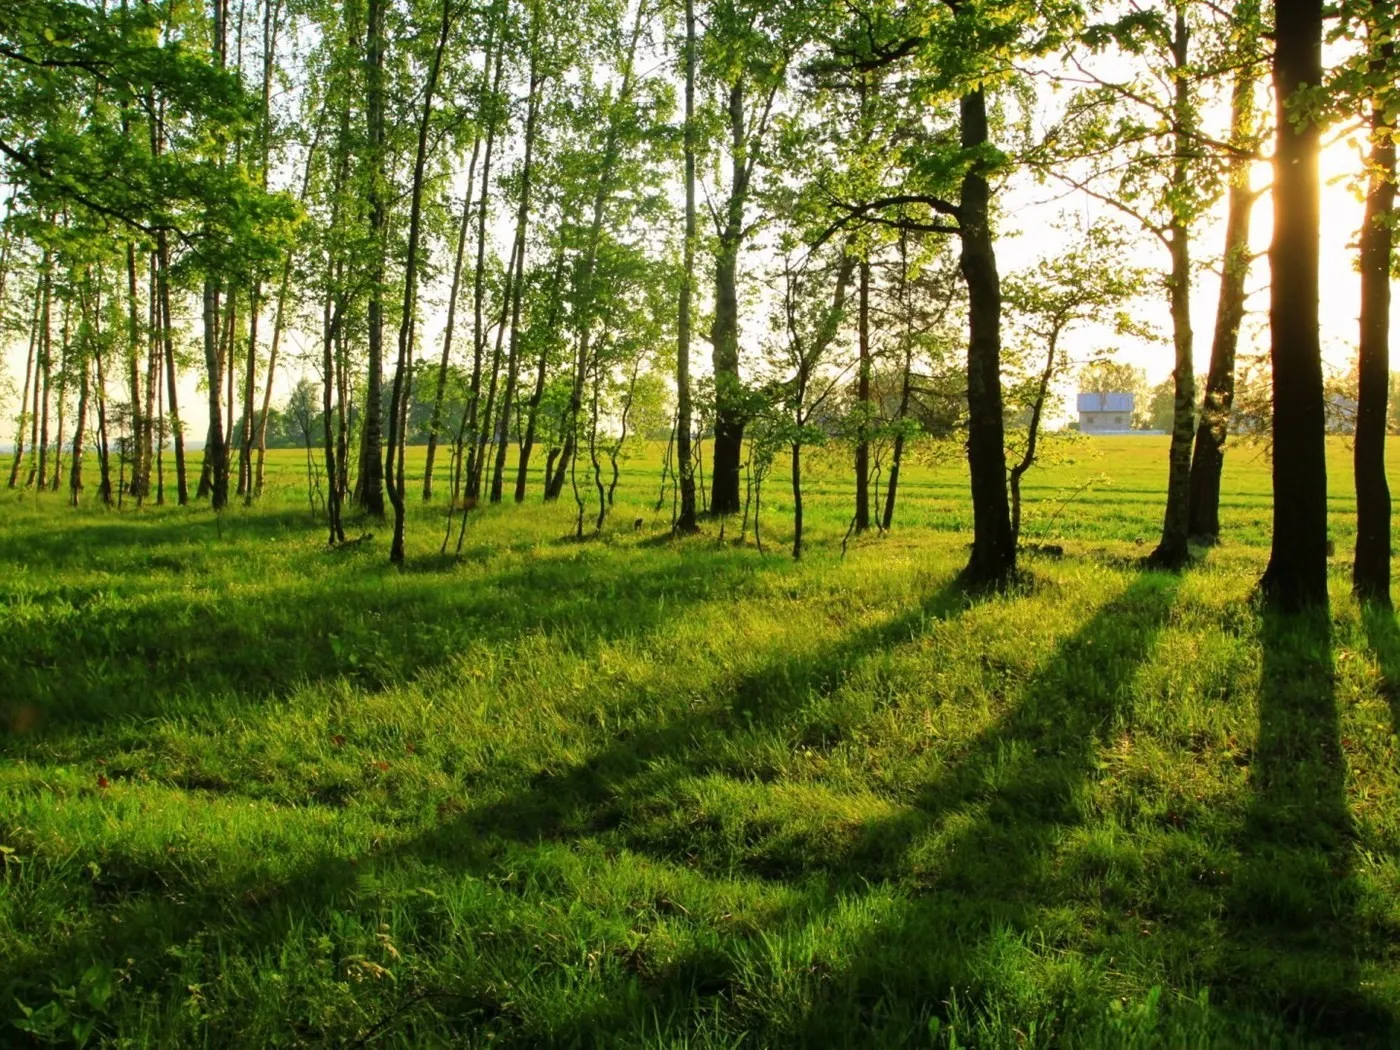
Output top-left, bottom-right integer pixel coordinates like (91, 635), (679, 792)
(1003, 221), (1148, 546)
(1186, 0), (1267, 541)
(1351, 0), (1397, 605)
(1260, 0), (1328, 610)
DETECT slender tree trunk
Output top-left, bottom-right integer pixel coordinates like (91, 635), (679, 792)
(1260, 0), (1328, 610)
(854, 258), (872, 532)
(676, 0), (699, 532)
(155, 234), (188, 504)
(462, 31), (507, 504)
(515, 246), (567, 501)
(1352, 10), (1395, 605)
(710, 80), (752, 517)
(470, 237), (518, 498)
(791, 440), (804, 560)
(424, 173), (477, 501)
(51, 295), (72, 493)
(7, 272), (42, 489)
(202, 279), (228, 509)
(356, 0), (387, 519)
(959, 89), (1015, 585)
(426, 26), (496, 502)
(35, 270), (52, 492)
(70, 327), (90, 506)
(1150, 9), (1197, 568)
(1187, 67), (1258, 541)
(1010, 331), (1062, 547)
(386, 0), (454, 562)
(124, 242), (145, 501)
(490, 37), (543, 505)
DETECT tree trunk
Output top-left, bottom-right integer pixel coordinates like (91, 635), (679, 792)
(1150, 9), (1196, 569)
(424, 176), (477, 501)
(460, 33), (507, 505)
(1260, 0), (1328, 610)
(124, 243), (145, 501)
(70, 327), (90, 506)
(1187, 64), (1257, 541)
(959, 89), (1015, 586)
(490, 38), (543, 505)
(156, 234), (187, 504)
(709, 80), (751, 517)
(515, 246), (567, 502)
(1352, 11), (1395, 605)
(387, 0), (454, 562)
(791, 440), (804, 559)
(7, 271), (42, 489)
(202, 279), (228, 510)
(854, 258), (872, 532)
(356, 0), (387, 519)
(676, 0), (699, 532)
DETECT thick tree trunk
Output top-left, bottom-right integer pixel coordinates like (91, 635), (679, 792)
(959, 89), (1015, 585)
(1187, 70), (1257, 541)
(1352, 14), (1395, 605)
(1260, 0), (1328, 610)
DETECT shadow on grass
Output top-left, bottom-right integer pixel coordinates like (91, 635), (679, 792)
(0, 572), (979, 1045)
(1361, 602), (1400, 745)
(0, 541), (783, 736)
(1221, 606), (1395, 1040)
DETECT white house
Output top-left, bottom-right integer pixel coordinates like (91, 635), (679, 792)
(1078, 392), (1135, 433)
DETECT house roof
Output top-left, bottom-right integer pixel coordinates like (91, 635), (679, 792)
(1077, 392), (1134, 413)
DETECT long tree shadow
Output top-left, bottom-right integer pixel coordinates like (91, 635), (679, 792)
(1221, 606), (1393, 1041)
(1360, 601), (1400, 745)
(0, 546), (784, 737)
(0, 573), (978, 1044)
(514, 571), (1181, 1045)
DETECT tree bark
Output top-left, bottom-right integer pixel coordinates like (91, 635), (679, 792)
(709, 80), (755, 517)
(7, 270), (42, 489)
(1260, 0), (1328, 610)
(959, 89), (1015, 586)
(355, 0), (387, 519)
(1150, 8), (1196, 569)
(676, 0), (699, 532)
(1187, 64), (1257, 541)
(854, 258), (872, 532)
(489, 33), (543, 505)
(387, 0), (454, 562)
(1352, 11), (1395, 605)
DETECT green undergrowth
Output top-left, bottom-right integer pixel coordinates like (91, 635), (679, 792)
(1, 439), (1398, 1047)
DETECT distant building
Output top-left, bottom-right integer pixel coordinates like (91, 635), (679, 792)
(1078, 392), (1135, 433)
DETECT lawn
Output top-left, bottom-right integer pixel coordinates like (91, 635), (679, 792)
(1, 435), (1398, 1047)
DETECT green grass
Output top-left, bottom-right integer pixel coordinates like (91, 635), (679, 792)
(1, 436), (1399, 1047)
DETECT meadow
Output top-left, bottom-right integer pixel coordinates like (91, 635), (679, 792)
(2, 435), (1399, 1047)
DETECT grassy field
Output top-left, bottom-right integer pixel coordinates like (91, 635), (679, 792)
(2, 435), (1399, 1047)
